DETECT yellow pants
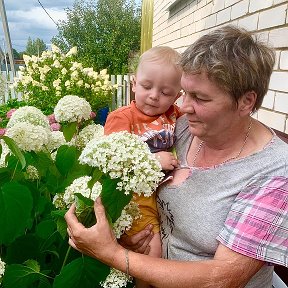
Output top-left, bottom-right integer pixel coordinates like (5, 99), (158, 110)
(125, 193), (160, 235)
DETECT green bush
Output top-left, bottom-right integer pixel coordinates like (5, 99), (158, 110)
(0, 99), (28, 128)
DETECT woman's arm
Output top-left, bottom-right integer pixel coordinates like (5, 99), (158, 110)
(65, 198), (264, 288)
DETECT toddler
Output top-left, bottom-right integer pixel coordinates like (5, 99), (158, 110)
(104, 46), (183, 287)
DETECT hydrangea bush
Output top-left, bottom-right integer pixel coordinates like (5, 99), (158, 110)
(11, 45), (116, 115)
(0, 95), (164, 288)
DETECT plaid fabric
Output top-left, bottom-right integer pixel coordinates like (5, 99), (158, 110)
(217, 175), (288, 267)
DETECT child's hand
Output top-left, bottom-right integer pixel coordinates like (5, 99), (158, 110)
(155, 151), (179, 171)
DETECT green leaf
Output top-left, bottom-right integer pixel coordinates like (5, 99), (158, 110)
(6, 155), (24, 177)
(29, 151), (54, 177)
(2, 135), (26, 169)
(5, 234), (40, 264)
(87, 168), (103, 190)
(101, 175), (132, 223)
(75, 193), (94, 207)
(62, 122), (78, 142)
(24, 259), (41, 273)
(37, 276), (52, 288)
(55, 145), (78, 176)
(53, 256), (110, 288)
(65, 162), (92, 185)
(51, 210), (66, 218)
(0, 167), (10, 183)
(51, 210), (68, 239)
(0, 182), (33, 244)
(74, 193), (95, 227)
(56, 217), (67, 239)
(36, 219), (57, 239)
(45, 166), (62, 193)
(90, 168), (103, 185)
(35, 195), (53, 216)
(3, 261), (46, 288)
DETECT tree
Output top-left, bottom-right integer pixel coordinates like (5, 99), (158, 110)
(12, 48), (20, 59)
(52, 0), (141, 75)
(25, 37), (47, 56)
(4, 48), (20, 63)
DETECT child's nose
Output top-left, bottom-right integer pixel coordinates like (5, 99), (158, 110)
(149, 90), (159, 100)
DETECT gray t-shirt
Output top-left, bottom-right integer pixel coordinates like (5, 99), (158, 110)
(157, 115), (288, 288)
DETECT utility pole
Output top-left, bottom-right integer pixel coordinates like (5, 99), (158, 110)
(0, 0), (16, 77)
(2, 38), (8, 74)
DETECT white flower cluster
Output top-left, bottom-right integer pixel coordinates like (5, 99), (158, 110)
(54, 95), (92, 123)
(26, 165), (40, 180)
(6, 106), (50, 129)
(53, 176), (102, 209)
(0, 140), (10, 168)
(112, 201), (140, 239)
(100, 268), (132, 288)
(0, 257), (5, 279)
(4, 106), (53, 152)
(11, 45), (115, 113)
(79, 131), (164, 196)
(6, 122), (50, 152)
(73, 123), (104, 149)
(46, 131), (66, 152)
(12, 46), (78, 98)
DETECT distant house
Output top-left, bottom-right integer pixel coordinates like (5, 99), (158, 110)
(0, 52), (25, 72)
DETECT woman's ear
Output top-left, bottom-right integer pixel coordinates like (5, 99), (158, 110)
(238, 91), (257, 115)
(131, 75), (137, 93)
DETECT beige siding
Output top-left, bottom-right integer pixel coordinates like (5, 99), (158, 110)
(152, 0), (288, 132)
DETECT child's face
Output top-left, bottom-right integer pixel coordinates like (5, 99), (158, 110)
(132, 61), (182, 116)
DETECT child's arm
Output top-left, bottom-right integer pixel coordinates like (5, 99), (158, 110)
(155, 151), (179, 171)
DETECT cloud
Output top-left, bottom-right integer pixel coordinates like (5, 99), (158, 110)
(0, 0), (74, 52)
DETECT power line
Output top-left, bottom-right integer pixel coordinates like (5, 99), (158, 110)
(36, 0), (58, 26)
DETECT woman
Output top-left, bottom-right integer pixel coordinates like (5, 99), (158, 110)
(65, 25), (288, 287)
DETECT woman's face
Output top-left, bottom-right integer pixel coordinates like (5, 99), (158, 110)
(180, 72), (239, 141)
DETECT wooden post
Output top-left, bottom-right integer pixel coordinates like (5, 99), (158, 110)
(140, 0), (154, 54)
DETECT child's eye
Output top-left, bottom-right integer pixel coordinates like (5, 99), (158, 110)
(142, 85), (151, 90)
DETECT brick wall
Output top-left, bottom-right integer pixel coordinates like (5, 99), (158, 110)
(153, 0), (288, 132)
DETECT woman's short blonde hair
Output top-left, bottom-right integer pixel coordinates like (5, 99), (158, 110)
(180, 25), (275, 111)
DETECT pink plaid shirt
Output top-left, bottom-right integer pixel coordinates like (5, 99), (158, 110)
(217, 175), (288, 267)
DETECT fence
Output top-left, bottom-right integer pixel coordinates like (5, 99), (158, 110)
(0, 71), (134, 110)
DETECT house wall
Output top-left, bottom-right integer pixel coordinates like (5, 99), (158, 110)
(153, 0), (288, 133)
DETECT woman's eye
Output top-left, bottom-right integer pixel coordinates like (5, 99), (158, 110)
(195, 97), (207, 102)
(188, 93), (208, 102)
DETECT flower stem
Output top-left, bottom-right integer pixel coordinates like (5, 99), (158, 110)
(61, 245), (71, 271)
(10, 160), (19, 180)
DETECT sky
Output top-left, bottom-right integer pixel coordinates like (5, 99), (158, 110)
(0, 0), (75, 53)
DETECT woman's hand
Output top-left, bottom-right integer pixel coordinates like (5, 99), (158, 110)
(65, 197), (120, 264)
(119, 225), (154, 254)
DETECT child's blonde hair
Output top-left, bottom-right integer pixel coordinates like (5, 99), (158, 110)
(137, 46), (181, 73)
